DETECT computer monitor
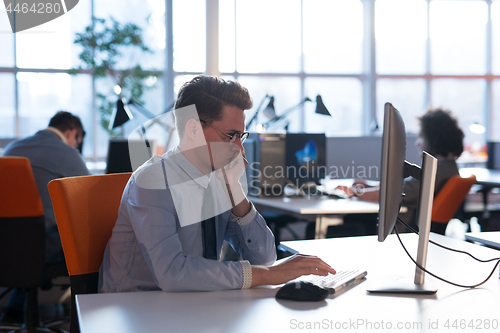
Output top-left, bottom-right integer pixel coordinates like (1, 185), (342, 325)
(106, 139), (155, 174)
(368, 102), (438, 294)
(285, 133), (326, 186)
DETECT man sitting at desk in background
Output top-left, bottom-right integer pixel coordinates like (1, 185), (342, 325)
(99, 75), (335, 293)
(1, 111), (89, 323)
(338, 108), (464, 234)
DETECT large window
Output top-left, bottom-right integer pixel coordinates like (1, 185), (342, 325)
(430, 0), (487, 75)
(375, 0), (427, 75)
(3, 0), (500, 162)
(1, 0), (165, 161)
(219, 0), (364, 134)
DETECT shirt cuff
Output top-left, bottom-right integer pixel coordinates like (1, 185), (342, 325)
(230, 202), (257, 226)
(240, 260), (252, 289)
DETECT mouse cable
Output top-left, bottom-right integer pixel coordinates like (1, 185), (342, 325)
(393, 225), (500, 289)
(397, 217), (500, 263)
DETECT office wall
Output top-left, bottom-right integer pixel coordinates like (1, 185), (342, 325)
(326, 134), (420, 181)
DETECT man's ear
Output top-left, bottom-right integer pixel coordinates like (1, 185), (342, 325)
(64, 128), (78, 141)
(185, 119), (201, 140)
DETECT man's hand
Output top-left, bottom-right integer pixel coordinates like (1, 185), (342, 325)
(211, 142), (251, 215)
(218, 149), (248, 187)
(250, 254), (336, 287)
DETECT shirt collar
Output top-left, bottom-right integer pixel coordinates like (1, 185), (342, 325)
(168, 146), (211, 188)
(44, 127), (68, 144)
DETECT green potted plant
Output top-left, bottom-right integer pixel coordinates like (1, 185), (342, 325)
(70, 17), (162, 137)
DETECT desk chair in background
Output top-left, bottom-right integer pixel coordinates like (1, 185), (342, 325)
(48, 172), (131, 333)
(0, 157), (68, 333)
(431, 174), (477, 235)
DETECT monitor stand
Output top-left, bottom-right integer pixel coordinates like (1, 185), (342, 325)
(367, 152), (438, 295)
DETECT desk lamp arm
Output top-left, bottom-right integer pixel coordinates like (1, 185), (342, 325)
(263, 97), (311, 129)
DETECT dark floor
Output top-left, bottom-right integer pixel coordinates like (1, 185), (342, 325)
(0, 276), (71, 332)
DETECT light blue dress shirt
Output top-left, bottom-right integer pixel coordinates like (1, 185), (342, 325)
(99, 147), (276, 292)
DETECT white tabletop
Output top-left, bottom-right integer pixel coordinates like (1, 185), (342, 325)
(250, 196), (381, 215)
(460, 167), (500, 186)
(77, 234), (500, 333)
(466, 231), (500, 250)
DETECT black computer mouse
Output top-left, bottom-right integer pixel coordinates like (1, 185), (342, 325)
(275, 281), (329, 302)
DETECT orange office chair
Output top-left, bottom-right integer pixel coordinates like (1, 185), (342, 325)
(48, 172), (131, 333)
(430, 174), (477, 235)
(0, 156), (68, 333)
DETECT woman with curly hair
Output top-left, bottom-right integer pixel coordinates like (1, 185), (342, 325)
(338, 108), (465, 235)
(401, 108), (464, 233)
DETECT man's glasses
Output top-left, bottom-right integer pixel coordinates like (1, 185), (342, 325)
(200, 119), (249, 144)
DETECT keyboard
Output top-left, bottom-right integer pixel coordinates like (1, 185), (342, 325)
(300, 269), (368, 295)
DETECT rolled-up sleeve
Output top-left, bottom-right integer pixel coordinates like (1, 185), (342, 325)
(225, 202), (276, 267)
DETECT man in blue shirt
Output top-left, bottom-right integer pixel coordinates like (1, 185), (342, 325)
(99, 75), (335, 292)
(1, 111), (89, 323)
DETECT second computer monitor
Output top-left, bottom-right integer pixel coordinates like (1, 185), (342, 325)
(285, 133), (326, 186)
(106, 139), (156, 174)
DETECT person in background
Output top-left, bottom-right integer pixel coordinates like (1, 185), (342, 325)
(1, 111), (89, 324)
(99, 75), (335, 293)
(338, 108), (464, 234)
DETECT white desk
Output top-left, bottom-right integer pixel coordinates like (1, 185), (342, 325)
(460, 168), (500, 186)
(251, 196), (405, 239)
(460, 167), (500, 220)
(77, 234), (500, 333)
(466, 231), (500, 250)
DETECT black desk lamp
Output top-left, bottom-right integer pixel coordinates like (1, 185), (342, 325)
(108, 98), (176, 157)
(246, 95), (275, 130)
(109, 99), (134, 130)
(314, 95), (331, 116)
(263, 96), (276, 120)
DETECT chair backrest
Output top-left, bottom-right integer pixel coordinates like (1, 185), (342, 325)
(431, 174), (476, 223)
(0, 156), (44, 217)
(0, 156), (45, 288)
(48, 172), (131, 277)
(49, 172), (131, 333)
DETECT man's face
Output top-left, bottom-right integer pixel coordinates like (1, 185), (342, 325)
(202, 105), (245, 171)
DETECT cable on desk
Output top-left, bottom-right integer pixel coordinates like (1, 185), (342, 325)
(394, 219), (500, 289)
(397, 217), (500, 263)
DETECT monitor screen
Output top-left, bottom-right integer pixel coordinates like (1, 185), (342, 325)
(106, 139), (155, 174)
(370, 102), (438, 294)
(378, 103), (407, 242)
(285, 133), (326, 186)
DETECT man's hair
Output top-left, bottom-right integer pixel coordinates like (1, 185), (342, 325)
(48, 111), (85, 137)
(174, 75), (253, 137)
(419, 108), (464, 158)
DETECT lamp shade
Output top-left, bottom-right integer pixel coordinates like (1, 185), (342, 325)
(263, 96), (276, 120)
(109, 99), (134, 130)
(314, 95), (331, 116)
